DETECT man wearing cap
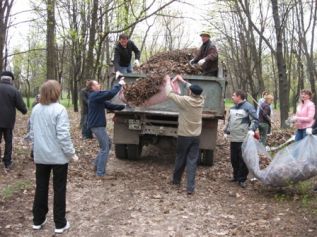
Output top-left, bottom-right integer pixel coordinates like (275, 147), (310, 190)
(190, 32), (218, 76)
(114, 33), (141, 74)
(0, 71), (27, 171)
(165, 74), (205, 195)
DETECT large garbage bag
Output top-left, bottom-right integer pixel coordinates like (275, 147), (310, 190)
(242, 134), (317, 187)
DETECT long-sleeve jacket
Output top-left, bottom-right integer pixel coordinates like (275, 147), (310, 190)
(295, 100), (315, 129)
(87, 84), (124, 129)
(166, 89), (204, 137)
(30, 103), (75, 165)
(0, 79), (27, 128)
(192, 39), (218, 75)
(224, 101), (259, 142)
(114, 40), (140, 70)
(259, 102), (271, 125)
(79, 88), (90, 115)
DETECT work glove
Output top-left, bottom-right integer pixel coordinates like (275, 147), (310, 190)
(118, 78), (126, 86)
(134, 59), (140, 67)
(115, 71), (122, 80)
(165, 75), (172, 94)
(224, 134), (228, 140)
(189, 59), (195, 65)
(72, 154), (79, 162)
(198, 58), (206, 66)
(265, 146), (271, 152)
(289, 116), (297, 123)
(248, 130), (255, 137)
(306, 128), (313, 135)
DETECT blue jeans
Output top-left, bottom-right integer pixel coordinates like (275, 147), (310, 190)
(91, 127), (111, 176)
(173, 136), (200, 193)
(118, 64), (132, 73)
(295, 129), (307, 142)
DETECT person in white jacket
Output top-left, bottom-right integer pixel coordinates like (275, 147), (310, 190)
(30, 80), (77, 234)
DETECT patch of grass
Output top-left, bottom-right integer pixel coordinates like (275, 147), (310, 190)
(23, 97), (73, 109)
(1, 180), (32, 200)
(224, 99), (234, 109)
(272, 181), (317, 215)
(274, 192), (290, 202)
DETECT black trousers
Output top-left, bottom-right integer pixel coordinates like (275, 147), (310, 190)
(173, 136), (200, 192)
(230, 142), (249, 182)
(0, 128), (13, 167)
(33, 164), (68, 228)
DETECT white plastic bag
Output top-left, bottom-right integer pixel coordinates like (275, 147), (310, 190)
(242, 134), (317, 187)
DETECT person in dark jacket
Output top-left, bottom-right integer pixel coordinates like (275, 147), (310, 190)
(0, 71), (27, 171)
(79, 81), (93, 139)
(190, 32), (218, 76)
(224, 90), (258, 188)
(258, 94), (274, 145)
(113, 33), (140, 74)
(87, 80), (125, 179)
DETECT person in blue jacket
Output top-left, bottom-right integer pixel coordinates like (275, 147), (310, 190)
(87, 80), (125, 179)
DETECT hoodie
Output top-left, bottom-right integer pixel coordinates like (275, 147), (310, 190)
(167, 91), (204, 137)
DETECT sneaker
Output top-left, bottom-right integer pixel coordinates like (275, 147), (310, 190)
(187, 191), (194, 195)
(32, 218), (47, 230)
(55, 221), (70, 234)
(239, 181), (247, 188)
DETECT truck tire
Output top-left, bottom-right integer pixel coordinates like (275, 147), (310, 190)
(115, 144), (127, 159)
(127, 144), (142, 160)
(199, 149), (214, 166)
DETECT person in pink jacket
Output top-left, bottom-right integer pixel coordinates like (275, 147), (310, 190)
(292, 89), (315, 141)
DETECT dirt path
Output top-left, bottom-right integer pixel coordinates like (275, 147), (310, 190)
(1, 112), (317, 237)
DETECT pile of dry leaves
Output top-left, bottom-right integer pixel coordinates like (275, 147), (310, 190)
(123, 49), (201, 106)
(136, 48), (201, 75)
(267, 129), (294, 147)
(123, 75), (164, 106)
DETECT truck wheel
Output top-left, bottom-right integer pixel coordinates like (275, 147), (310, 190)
(115, 144), (127, 159)
(199, 149), (214, 166)
(127, 144), (142, 160)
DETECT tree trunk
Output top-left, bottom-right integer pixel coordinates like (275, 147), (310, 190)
(46, 0), (57, 80)
(83, 0), (98, 81)
(0, 0), (14, 71)
(271, 0), (289, 128)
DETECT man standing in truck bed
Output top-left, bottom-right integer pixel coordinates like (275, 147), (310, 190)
(165, 75), (204, 195)
(190, 31), (218, 76)
(114, 33), (141, 74)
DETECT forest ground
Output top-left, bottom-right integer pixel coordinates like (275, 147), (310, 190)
(1, 111), (317, 237)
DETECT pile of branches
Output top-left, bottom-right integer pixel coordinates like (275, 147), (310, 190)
(123, 49), (201, 106)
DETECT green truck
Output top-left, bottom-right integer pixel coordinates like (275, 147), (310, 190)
(112, 74), (227, 166)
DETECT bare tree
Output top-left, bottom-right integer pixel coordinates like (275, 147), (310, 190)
(46, 0), (57, 80)
(0, 0), (14, 71)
